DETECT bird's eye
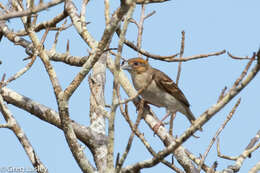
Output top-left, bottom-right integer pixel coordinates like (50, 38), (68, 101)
(133, 62), (139, 66)
(121, 60), (125, 65)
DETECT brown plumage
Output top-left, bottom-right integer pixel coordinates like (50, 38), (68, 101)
(121, 58), (198, 131)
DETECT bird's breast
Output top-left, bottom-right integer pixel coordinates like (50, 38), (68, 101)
(131, 72), (182, 111)
(136, 80), (178, 108)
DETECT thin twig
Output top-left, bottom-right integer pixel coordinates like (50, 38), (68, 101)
(51, 19), (68, 51)
(119, 102), (183, 173)
(228, 51), (252, 60)
(117, 31), (226, 61)
(16, 11), (68, 36)
(144, 10), (155, 19)
(231, 53), (255, 90)
(170, 50), (226, 62)
(117, 31), (179, 59)
(116, 89), (144, 172)
(219, 141), (260, 172)
(218, 129), (260, 162)
(5, 54), (37, 86)
(137, 4), (145, 57)
(107, 4), (136, 170)
(0, 0), (64, 20)
(217, 86), (227, 103)
(169, 31), (185, 135)
(176, 30), (185, 85)
(0, 74), (6, 88)
(245, 130), (260, 158)
(217, 138), (238, 160)
(197, 98), (241, 172)
(2, 27), (49, 86)
(185, 149), (212, 173)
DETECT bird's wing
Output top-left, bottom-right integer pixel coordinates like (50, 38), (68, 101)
(153, 68), (190, 107)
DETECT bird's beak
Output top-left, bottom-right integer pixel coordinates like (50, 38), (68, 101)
(121, 61), (132, 71)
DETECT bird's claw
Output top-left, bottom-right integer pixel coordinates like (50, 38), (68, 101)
(152, 121), (164, 135)
(136, 99), (150, 112)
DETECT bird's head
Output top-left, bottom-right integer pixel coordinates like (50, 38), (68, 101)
(121, 58), (150, 74)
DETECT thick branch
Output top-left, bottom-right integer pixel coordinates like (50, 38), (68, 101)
(249, 160), (260, 173)
(88, 53), (108, 173)
(1, 87), (107, 149)
(0, 94), (48, 173)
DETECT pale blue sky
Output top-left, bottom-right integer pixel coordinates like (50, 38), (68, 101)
(0, 0), (260, 172)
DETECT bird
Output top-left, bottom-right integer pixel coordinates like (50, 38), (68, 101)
(121, 57), (199, 132)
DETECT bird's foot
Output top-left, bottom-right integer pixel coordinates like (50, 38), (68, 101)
(194, 124), (203, 132)
(136, 99), (150, 112)
(152, 121), (164, 135)
(192, 134), (200, 138)
(190, 121), (202, 138)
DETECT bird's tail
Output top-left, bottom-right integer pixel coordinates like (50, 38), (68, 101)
(185, 108), (203, 131)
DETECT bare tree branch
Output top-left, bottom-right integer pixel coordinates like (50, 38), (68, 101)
(0, 94), (48, 173)
(108, 4), (136, 171)
(88, 53), (108, 173)
(1, 1), (259, 172)
(170, 30), (185, 135)
(185, 149), (213, 173)
(117, 28), (226, 61)
(117, 101), (184, 173)
(104, 0), (110, 25)
(0, 0), (65, 20)
(245, 130), (260, 156)
(64, 0), (136, 100)
(198, 98), (241, 172)
(228, 51), (252, 60)
(16, 11), (68, 36)
(219, 142), (260, 173)
(249, 160), (260, 173)
(1, 87), (107, 147)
